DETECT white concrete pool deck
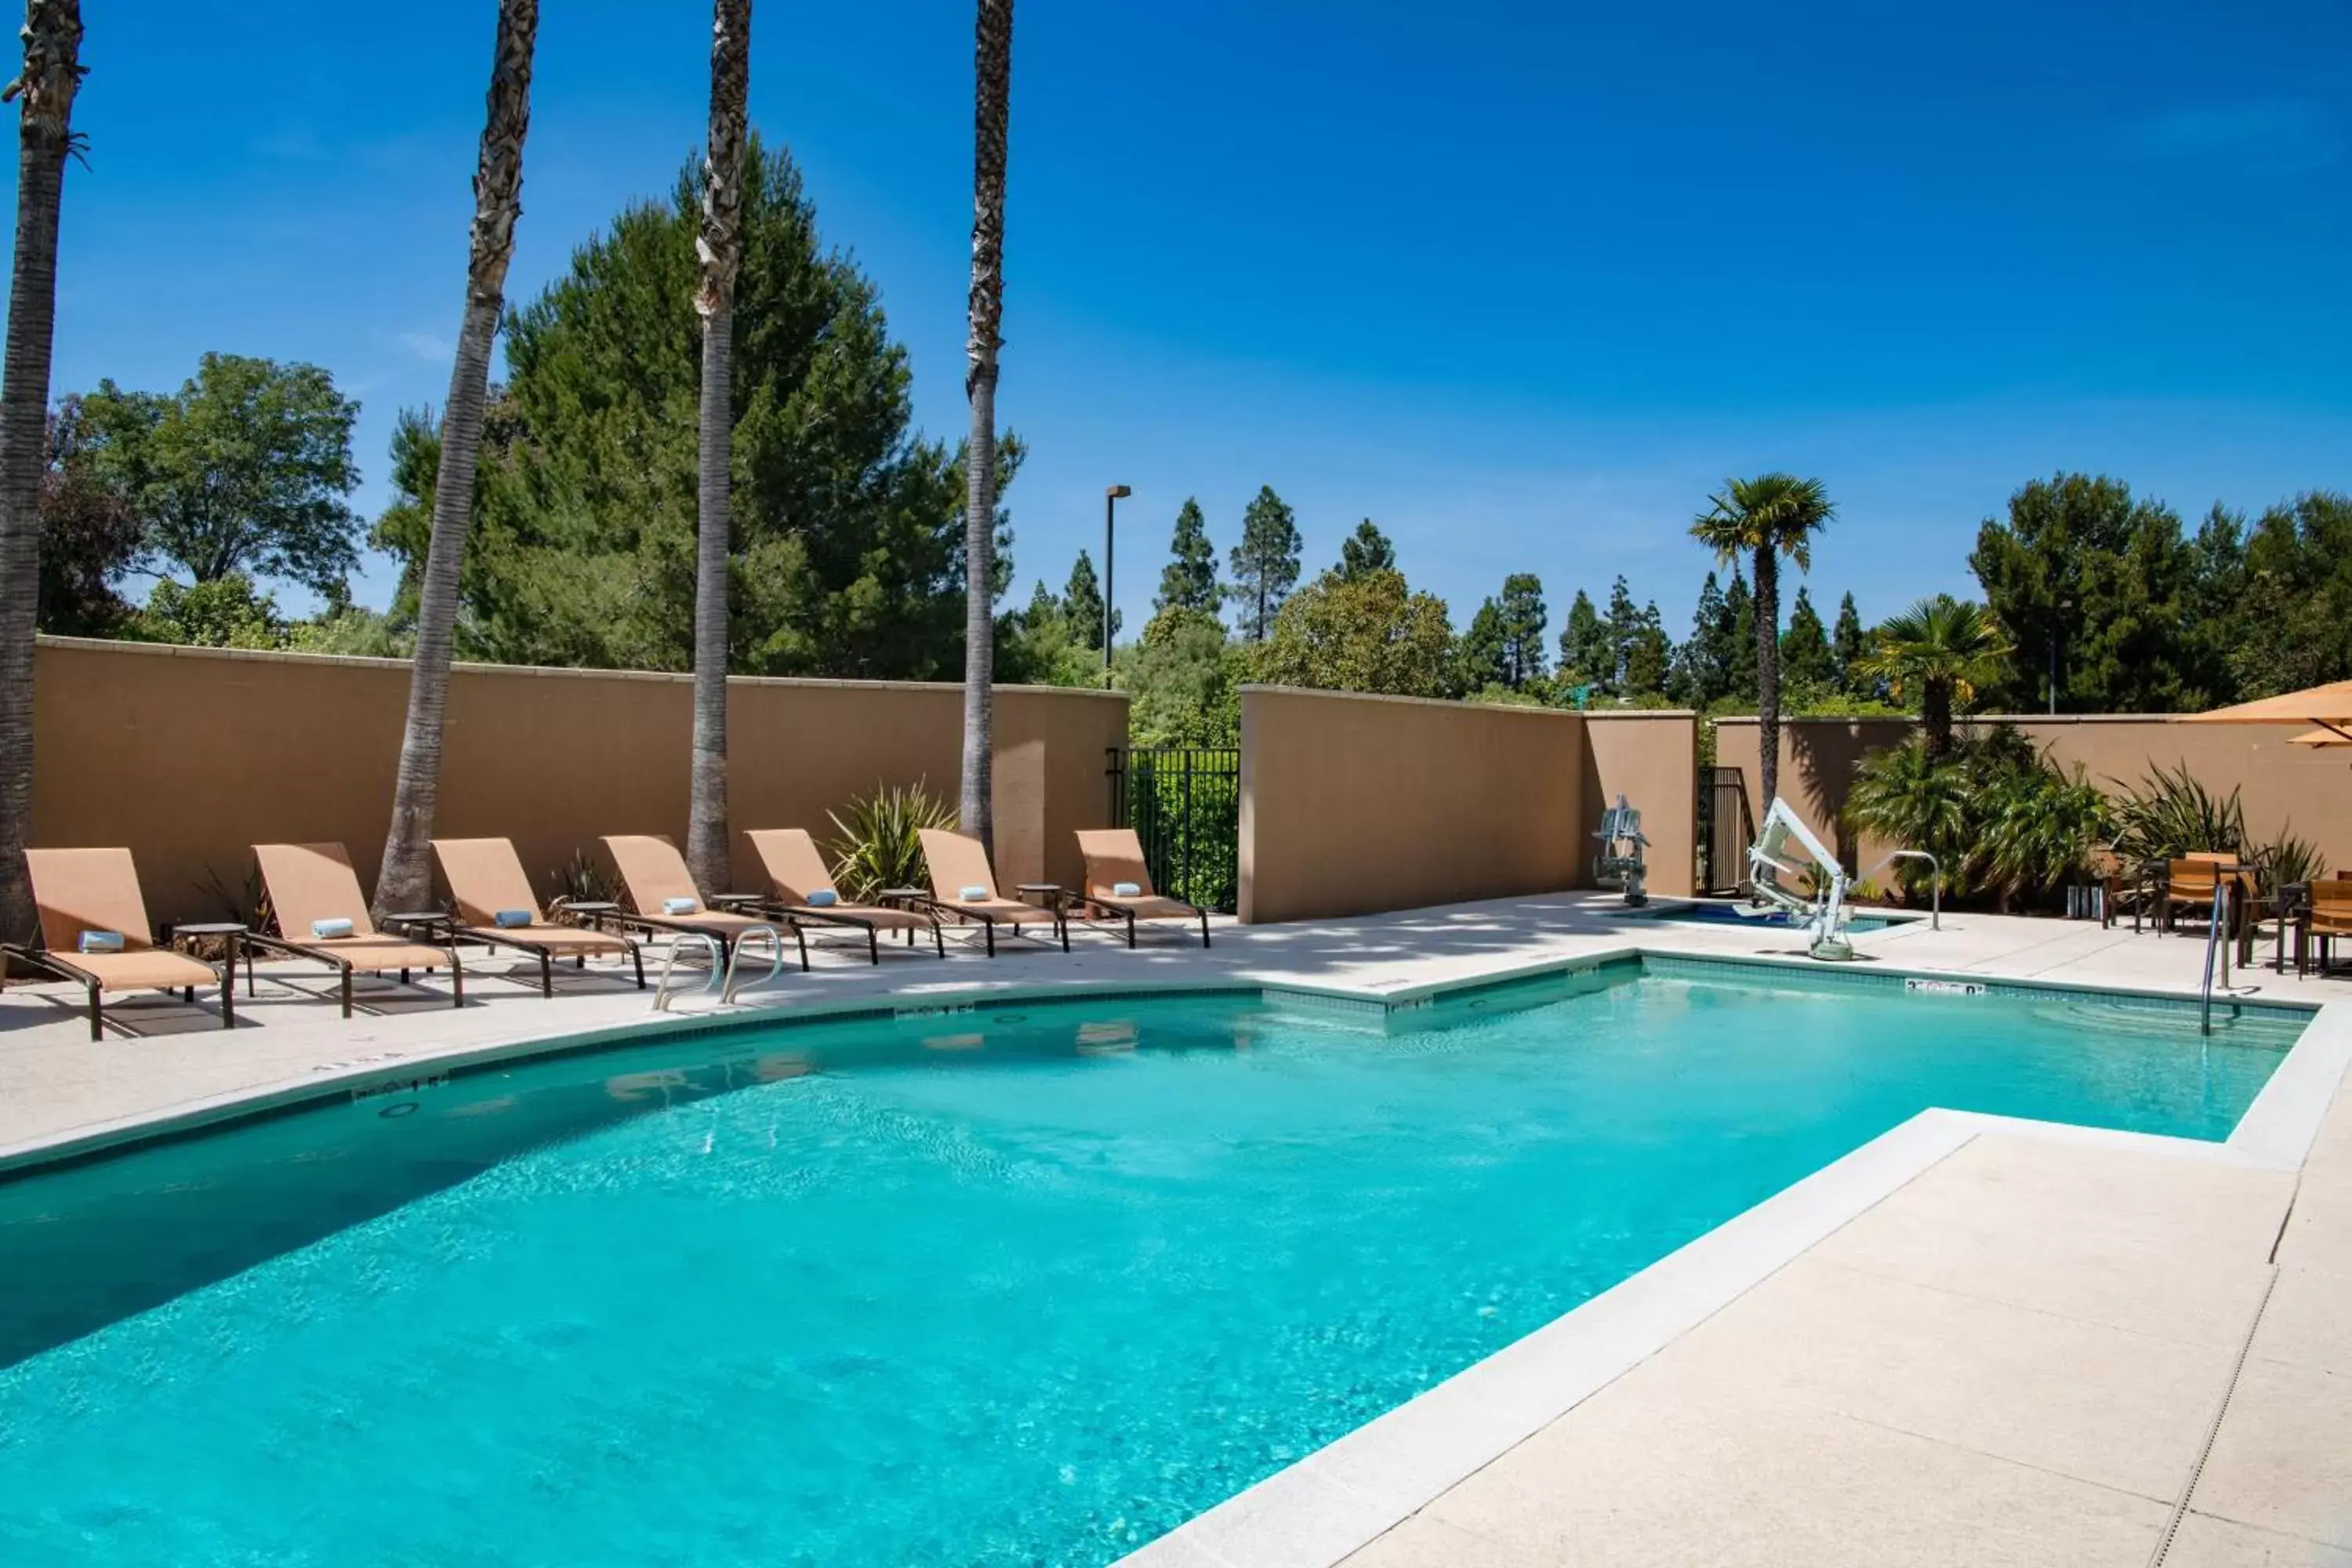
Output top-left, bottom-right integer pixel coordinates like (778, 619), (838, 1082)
(5, 895), (2350, 1565)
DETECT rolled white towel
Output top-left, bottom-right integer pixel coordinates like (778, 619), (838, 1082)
(662, 896), (699, 916)
(492, 909), (533, 929)
(804, 887), (838, 908)
(958, 885), (989, 902)
(77, 929), (125, 954)
(310, 917), (355, 940)
(1112, 881), (1142, 898)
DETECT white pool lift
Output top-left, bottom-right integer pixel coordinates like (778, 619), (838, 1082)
(1744, 797), (1855, 961)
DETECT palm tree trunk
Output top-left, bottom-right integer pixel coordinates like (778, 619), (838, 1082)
(0, 0), (83, 943)
(372, 0), (539, 921)
(958, 0), (1013, 857)
(686, 0), (751, 897)
(1753, 546), (1780, 808)
(1922, 681), (1954, 760)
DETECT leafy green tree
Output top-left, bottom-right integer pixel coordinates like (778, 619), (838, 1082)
(132, 575), (286, 650)
(1968, 473), (2224, 713)
(1556, 588), (1610, 689)
(1831, 590), (1867, 695)
(36, 398), (140, 636)
(1337, 518), (1396, 581)
(1156, 497), (1221, 613)
(1494, 572), (1548, 688)
(1692, 473), (1834, 807)
(1457, 597), (1509, 693)
(2225, 492), (2352, 699)
(376, 139), (1011, 681)
(1855, 594), (2010, 757)
(77, 353), (361, 595)
(1122, 605), (1242, 746)
(998, 579), (1096, 688)
(1724, 570), (1758, 702)
(1779, 586), (1835, 699)
(1062, 549), (1116, 652)
(1254, 567), (1455, 698)
(1621, 601), (1671, 699)
(1229, 485), (1301, 641)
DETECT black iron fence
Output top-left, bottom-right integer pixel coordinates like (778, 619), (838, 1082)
(1698, 765), (1755, 895)
(1108, 746), (1242, 913)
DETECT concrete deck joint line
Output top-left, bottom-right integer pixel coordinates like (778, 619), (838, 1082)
(2148, 1267), (2281, 1567)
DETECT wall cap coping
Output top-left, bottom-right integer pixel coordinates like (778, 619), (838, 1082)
(1713, 712), (2307, 728)
(1578, 707), (1698, 720)
(34, 634), (1128, 702)
(1238, 684), (1576, 717)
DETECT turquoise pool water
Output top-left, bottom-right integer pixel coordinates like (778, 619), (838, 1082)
(0, 966), (2300, 1566)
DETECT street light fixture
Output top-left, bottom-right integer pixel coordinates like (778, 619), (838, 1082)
(1103, 485), (1131, 687)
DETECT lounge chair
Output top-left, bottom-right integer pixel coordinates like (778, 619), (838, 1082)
(600, 834), (808, 971)
(247, 843), (463, 1016)
(1072, 829), (1210, 948)
(9, 847), (234, 1040)
(742, 828), (944, 961)
(914, 829), (1068, 956)
(430, 837), (645, 995)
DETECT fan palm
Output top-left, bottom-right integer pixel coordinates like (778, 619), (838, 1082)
(1690, 474), (1833, 808)
(373, 0), (539, 919)
(685, 0), (753, 895)
(1855, 595), (2009, 758)
(957, 0), (1014, 856)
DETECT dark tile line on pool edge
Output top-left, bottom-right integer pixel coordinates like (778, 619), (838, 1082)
(0, 950), (2316, 1185)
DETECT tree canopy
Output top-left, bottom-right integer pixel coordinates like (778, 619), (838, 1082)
(1155, 497), (1221, 615)
(375, 136), (1012, 678)
(77, 352), (361, 596)
(1228, 485), (1301, 641)
(1255, 567), (1454, 698)
(1337, 518), (1396, 582)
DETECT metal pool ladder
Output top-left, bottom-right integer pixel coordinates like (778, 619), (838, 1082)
(2199, 880), (2228, 1037)
(652, 925), (789, 1012)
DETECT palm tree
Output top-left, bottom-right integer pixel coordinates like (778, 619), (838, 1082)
(372, 0), (539, 920)
(1690, 474), (1833, 808)
(0, 0), (85, 942)
(685, 0), (752, 895)
(1857, 595), (2009, 758)
(957, 0), (1013, 857)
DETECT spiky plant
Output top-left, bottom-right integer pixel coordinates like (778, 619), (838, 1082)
(2106, 761), (2247, 869)
(825, 782), (958, 900)
(1976, 760), (2110, 909)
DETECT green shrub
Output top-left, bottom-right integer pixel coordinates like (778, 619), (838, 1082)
(826, 782), (958, 900)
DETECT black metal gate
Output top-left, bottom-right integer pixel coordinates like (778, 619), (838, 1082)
(1698, 766), (1755, 895)
(1107, 747), (1241, 913)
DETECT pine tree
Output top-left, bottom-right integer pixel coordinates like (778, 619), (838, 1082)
(1064, 549), (1114, 652)
(1724, 570), (1758, 702)
(1780, 585), (1835, 698)
(1496, 572), (1548, 687)
(1557, 588), (1610, 689)
(1602, 575), (1646, 691)
(1671, 571), (1732, 707)
(1831, 590), (1868, 695)
(1457, 597), (1508, 691)
(1338, 517), (1396, 581)
(1229, 485), (1302, 641)
(1623, 601), (1672, 698)
(1156, 497), (1221, 614)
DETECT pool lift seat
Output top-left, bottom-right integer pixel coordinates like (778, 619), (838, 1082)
(1744, 797), (1855, 961)
(1592, 793), (1650, 906)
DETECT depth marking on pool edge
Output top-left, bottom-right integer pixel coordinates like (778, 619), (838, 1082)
(1904, 978), (1986, 998)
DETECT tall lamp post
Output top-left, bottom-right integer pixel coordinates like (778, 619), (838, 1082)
(1103, 484), (1131, 687)
(2047, 597), (2073, 715)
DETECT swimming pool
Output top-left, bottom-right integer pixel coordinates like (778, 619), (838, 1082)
(0, 963), (2302, 1565)
(1615, 898), (1913, 932)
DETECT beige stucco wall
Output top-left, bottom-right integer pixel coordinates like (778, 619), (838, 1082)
(1237, 686), (1586, 924)
(1581, 711), (1698, 898)
(30, 637), (1127, 927)
(1718, 714), (2352, 878)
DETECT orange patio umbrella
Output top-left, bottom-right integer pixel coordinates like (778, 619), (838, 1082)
(2180, 679), (2352, 745)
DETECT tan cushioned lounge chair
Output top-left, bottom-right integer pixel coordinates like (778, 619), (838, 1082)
(915, 829), (1067, 956)
(430, 837), (644, 996)
(16, 847), (232, 1040)
(742, 828), (944, 961)
(600, 834), (806, 971)
(1073, 829), (1210, 949)
(250, 843), (463, 1016)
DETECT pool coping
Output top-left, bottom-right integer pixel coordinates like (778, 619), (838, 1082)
(5, 937), (2346, 1568)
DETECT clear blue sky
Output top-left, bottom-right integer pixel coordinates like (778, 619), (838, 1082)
(27, 0), (2351, 638)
